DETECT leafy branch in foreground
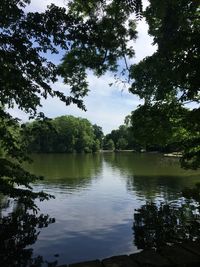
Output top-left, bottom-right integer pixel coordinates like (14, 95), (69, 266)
(0, 0), (141, 207)
(0, 108), (54, 210)
(129, 0), (200, 168)
(0, 0), (141, 263)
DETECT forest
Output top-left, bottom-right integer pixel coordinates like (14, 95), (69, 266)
(16, 103), (195, 154)
(6, 115), (135, 153)
(23, 116), (103, 153)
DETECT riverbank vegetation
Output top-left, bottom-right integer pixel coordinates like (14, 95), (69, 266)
(23, 116), (103, 153)
(20, 106), (194, 156)
(22, 116), (136, 153)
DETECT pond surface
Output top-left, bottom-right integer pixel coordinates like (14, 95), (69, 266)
(26, 153), (200, 265)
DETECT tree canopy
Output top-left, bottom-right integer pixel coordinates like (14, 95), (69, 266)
(103, 124), (137, 150)
(130, 103), (189, 149)
(0, 1), (141, 262)
(129, 0), (200, 168)
(130, 0), (200, 103)
(0, 0), (141, 207)
(24, 115), (102, 153)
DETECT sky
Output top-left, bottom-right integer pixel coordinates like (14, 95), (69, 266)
(10, 0), (157, 134)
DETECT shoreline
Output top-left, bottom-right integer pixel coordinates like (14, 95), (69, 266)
(58, 241), (200, 267)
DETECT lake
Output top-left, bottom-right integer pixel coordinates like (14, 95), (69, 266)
(25, 152), (200, 265)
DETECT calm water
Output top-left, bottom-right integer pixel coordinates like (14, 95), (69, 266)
(26, 153), (200, 265)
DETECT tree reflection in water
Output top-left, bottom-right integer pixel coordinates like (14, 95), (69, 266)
(0, 201), (55, 267)
(133, 199), (200, 249)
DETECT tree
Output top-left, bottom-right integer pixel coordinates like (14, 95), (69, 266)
(130, 102), (189, 150)
(0, 0), (141, 206)
(53, 116), (78, 153)
(93, 124), (104, 148)
(0, 1), (141, 262)
(23, 119), (57, 153)
(24, 116), (102, 153)
(104, 124), (138, 150)
(116, 137), (127, 150)
(103, 138), (115, 150)
(130, 0), (200, 103)
(129, 0), (200, 168)
(92, 139), (101, 152)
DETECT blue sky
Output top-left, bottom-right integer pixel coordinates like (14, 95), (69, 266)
(10, 0), (156, 134)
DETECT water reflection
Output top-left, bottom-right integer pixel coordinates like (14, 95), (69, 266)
(1, 153), (200, 265)
(127, 175), (200, 201)
(26, 153), (103, 191)
(104, 152), (200, 201)
(106, 153), (200, 248)
(133, 200), (200, 249)
(0, 199), (55, 267)
(103, 152), (199, 177)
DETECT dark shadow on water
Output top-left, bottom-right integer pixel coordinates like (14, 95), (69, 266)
(133, 197), (200, 250)
(2, 151), (200, 266)
(25, 153), (103, 193)
(127, 174), (200, 201)
(103, 152), (200, 201)
(0, 200), (56, 267)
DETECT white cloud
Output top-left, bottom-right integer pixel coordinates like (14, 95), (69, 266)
(32, 75), (140, 133)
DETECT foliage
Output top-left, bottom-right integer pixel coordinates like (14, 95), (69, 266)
(104, 124), (139, 150)
(130, 0), (200, 103)
(129, 102), (200, 159)
(59, 0), (140, 95)
(129, 0), (200, 168)
(24, 116), (102, 153)
(103, 139), (115, 151)
(93, 124), (104, 148)
(0, 0), (141, 206)
(116, 137), (128, 150)
(0, 111), (53, 211)
(130, 102), (190, 149)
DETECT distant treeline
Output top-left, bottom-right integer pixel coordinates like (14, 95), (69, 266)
(22, 115), (139, 153)
(23, 116), (103, 153)
(22, 114), (182, 154)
